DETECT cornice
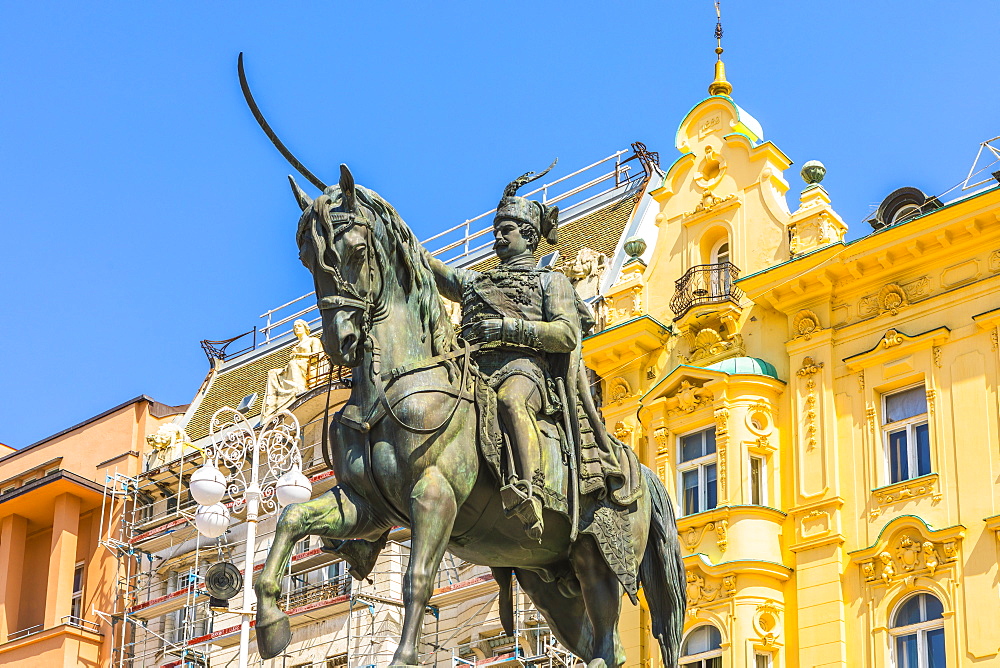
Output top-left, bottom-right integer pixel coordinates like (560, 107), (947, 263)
(738, 186), (1000, 313)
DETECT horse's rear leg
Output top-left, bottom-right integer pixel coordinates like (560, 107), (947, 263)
(571, 536), (625, 667)
(514, 567), (594, 660)
(390, 469), (457, 668)
(256, 485), (381, 660)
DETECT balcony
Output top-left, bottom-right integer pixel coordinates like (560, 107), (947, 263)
(277, 575), (352, 611)
(671, 262), (743, 318)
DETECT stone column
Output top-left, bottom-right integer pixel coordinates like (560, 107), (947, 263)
(44, 493), (81, 628)
(0, 514), (28, 642)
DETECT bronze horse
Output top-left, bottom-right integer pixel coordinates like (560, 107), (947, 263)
(253, 165), (686, 667)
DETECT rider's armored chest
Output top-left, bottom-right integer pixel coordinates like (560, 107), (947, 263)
(462, 267), (545, 326)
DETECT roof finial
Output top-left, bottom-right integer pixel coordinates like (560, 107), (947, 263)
(709, 1), (733, 96)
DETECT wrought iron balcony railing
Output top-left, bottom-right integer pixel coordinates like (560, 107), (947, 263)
(670, 262), (743, 317)
(277, 575), (352, 611)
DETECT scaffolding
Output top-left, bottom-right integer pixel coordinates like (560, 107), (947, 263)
(97, 457), (212, 668)
(96, 416), (587, 668)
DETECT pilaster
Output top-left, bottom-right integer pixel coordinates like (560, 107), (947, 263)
(44, 493), (81, 628)
(0, 514), (28, 642)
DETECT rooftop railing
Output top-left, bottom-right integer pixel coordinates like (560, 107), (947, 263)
(250, 148), (645, 348)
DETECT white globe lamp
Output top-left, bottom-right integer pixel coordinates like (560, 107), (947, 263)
(276, 467), (313, 506)
(189, 463), (227, 506)
(195, 503), (231, 538)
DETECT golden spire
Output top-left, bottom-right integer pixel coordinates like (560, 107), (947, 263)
(708, 1), (732, 96)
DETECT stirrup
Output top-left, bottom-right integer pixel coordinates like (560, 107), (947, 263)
(500, 479), (532, 514)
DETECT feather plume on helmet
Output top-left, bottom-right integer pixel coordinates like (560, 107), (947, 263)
(495, 159), (560, 247)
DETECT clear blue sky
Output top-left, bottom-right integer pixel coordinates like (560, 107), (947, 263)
(1, 2), (997, 448)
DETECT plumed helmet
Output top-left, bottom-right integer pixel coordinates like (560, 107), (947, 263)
(495, 159), (560, 246)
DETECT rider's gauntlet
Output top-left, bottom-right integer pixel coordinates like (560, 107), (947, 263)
(500, 317), (544, 350)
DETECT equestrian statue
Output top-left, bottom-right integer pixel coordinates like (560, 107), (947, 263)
(238, 55), (686, 668)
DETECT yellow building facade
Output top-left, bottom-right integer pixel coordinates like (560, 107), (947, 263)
(585, 64), (1000, 667)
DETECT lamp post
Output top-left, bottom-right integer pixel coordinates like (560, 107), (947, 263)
(189, 407), (313, 667)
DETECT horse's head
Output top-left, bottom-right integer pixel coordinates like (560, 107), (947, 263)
(293, 164), (456, 369)
(294, 164), (384, 367)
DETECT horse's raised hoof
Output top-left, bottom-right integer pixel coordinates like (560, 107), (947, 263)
(256, 614), (292, 660)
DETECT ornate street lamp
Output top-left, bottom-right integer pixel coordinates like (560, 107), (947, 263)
(188, 407), (312, 667)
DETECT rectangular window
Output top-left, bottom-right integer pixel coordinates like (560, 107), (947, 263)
(70, 562), (85, 620)
(678, 428), (718, 516)
(749, 456), (765, 505)
(754, 652), (773, 668)
(883, 385), (931, 484)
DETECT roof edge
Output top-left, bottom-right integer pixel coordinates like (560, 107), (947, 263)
(6, 395), (186, 459)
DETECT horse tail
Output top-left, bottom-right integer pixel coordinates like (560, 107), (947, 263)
(638, 465), (686, 667)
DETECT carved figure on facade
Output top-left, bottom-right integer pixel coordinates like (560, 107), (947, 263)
(922, 542), (939, 576)
(145, 423), (196, 469)
(682, 518), (729, 553)
(680, 325), (744, 364)
(792, 309), (821, 340)
(613, 421), (634, 443)
(878, 284), (908, 316)
(714, 407), (729, 500)
(897, 535), (921, 571)
(879, 551), (896, 584)
(900, 275), (931, 301)
(653, 426), (669, 457)
(685, 570), (735, 608)
(880, 328), (905, 348)
(563, 247), (608, 300)
(863, 532), (958, 587)
(790, 212), (841, 255)
(873, 474), (940, 505)
(753, 600), (781, 647)
(668, 379), (712, 413)
(797, 357), (823, 450)
(262, 319), (325, 418)
(715, 519), (728, 552)
(608, 377), (632, 405)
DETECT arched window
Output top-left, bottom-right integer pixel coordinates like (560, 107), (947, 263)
(711, 240), (730, 266)
(891, 593), (945, 668)
(709, 239), (731, 297)
(680, 624), (722, 667)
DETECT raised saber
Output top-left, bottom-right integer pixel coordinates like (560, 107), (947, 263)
(237, 52), (328, 192)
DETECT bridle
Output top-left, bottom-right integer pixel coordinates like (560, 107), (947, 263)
(314, 199), (473, 477)
(313, 204), (389, 339)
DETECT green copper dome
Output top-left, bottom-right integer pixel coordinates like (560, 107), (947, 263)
(704, 356), (780, 380)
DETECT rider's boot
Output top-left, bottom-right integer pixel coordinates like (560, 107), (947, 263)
(501, 480), (544, 542)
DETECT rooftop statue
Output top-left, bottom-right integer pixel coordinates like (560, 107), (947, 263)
(261, 318), (324, 417)
(238, 54), (685, 668)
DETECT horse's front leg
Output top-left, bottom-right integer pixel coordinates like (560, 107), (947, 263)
(255, 485), (378, 660)
(390, 468), (457, 668)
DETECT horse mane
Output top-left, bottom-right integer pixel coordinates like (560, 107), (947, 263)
(298, 185), (457, 357)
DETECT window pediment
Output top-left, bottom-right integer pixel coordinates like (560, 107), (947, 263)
(844, 327), (949, 372)
(850, 515), (964, 588)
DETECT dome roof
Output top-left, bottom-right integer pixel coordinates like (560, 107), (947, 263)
(704, 356), (780, 380)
